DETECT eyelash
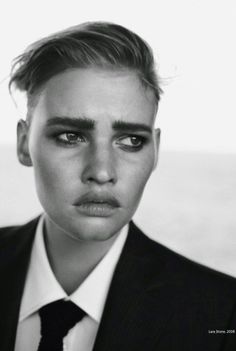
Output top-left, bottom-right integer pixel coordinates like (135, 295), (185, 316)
(116, 135), (147, 151)
(55, 132), (86, 145)
(53, 132), (148, 151)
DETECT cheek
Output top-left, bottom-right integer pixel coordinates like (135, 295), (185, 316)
(31, 148), (76, 199)
(122, 154), (154, 202)
(130, 169), (152, 198)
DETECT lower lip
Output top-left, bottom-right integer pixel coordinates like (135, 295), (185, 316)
(74, 203), (118, 217)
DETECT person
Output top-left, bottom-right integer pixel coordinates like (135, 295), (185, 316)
(0, 21), (236, 351)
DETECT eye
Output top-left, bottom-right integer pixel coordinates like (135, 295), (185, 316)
(116, 135), (147, 150)
(56, 132), (86, 145)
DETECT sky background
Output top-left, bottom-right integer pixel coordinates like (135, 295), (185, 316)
(1, 0), (236, 153)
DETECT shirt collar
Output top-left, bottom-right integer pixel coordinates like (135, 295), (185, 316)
(19, 215), (128, 323)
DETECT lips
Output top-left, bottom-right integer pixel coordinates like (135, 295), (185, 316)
(73, 192), (120, 217)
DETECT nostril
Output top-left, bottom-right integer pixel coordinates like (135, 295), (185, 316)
(83, 169), (116, 185)
(81, 152), (117, 185)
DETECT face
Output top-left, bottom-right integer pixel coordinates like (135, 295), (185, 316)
(17, 68), (160, 241)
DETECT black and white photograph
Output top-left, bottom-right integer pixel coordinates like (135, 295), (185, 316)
(1, 1), (236, 350)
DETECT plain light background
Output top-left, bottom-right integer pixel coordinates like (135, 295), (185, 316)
(1, 0), (236, 276)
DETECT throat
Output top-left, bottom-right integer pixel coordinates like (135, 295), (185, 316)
(50, 254), (102, 295)
(43, 222), (119, 295)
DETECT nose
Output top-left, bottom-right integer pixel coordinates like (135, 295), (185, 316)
(81, 144), (117, 185)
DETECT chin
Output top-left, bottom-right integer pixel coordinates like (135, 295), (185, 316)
(65, 215), (128, 242)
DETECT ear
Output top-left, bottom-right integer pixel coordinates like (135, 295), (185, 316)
(153, 128), (161, 170)
(17, 119), (32, 167)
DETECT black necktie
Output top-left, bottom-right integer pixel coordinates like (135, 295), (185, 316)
(37, 299), (86, 351)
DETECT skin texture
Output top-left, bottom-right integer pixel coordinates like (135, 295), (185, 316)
(17, 68), (160, 291)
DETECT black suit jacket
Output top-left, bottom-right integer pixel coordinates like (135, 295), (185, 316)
(0, 217), (236, 351)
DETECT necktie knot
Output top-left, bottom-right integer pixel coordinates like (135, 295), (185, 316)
(38, 299), (86, 351)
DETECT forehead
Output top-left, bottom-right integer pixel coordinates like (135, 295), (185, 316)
(33, 68), (157, 126)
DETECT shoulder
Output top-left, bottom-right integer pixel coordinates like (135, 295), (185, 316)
(0, 217), (40, 282)
(127, 223), (236, 349)
(0, 216), (40, 246)
(130, 221), (236, 296)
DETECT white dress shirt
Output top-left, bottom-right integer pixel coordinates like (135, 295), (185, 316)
(14, 215), (128, 351)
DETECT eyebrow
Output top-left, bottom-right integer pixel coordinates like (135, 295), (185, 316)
(46, 116), (152, 133)
(112, 120), (152, 133)
(46, 116), (95, 129)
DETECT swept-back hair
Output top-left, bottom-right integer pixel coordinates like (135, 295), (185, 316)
(9, 21), (162, 107)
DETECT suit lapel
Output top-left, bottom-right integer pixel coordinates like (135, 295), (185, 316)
(93, 222), (175, 351)
(0, 218), (39, 351)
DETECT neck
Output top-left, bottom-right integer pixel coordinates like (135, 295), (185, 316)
(43, 217), (120, 295)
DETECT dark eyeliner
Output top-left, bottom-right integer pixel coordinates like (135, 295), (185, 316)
(116, 135), (149, 151)
(51, 131), (86, 146)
